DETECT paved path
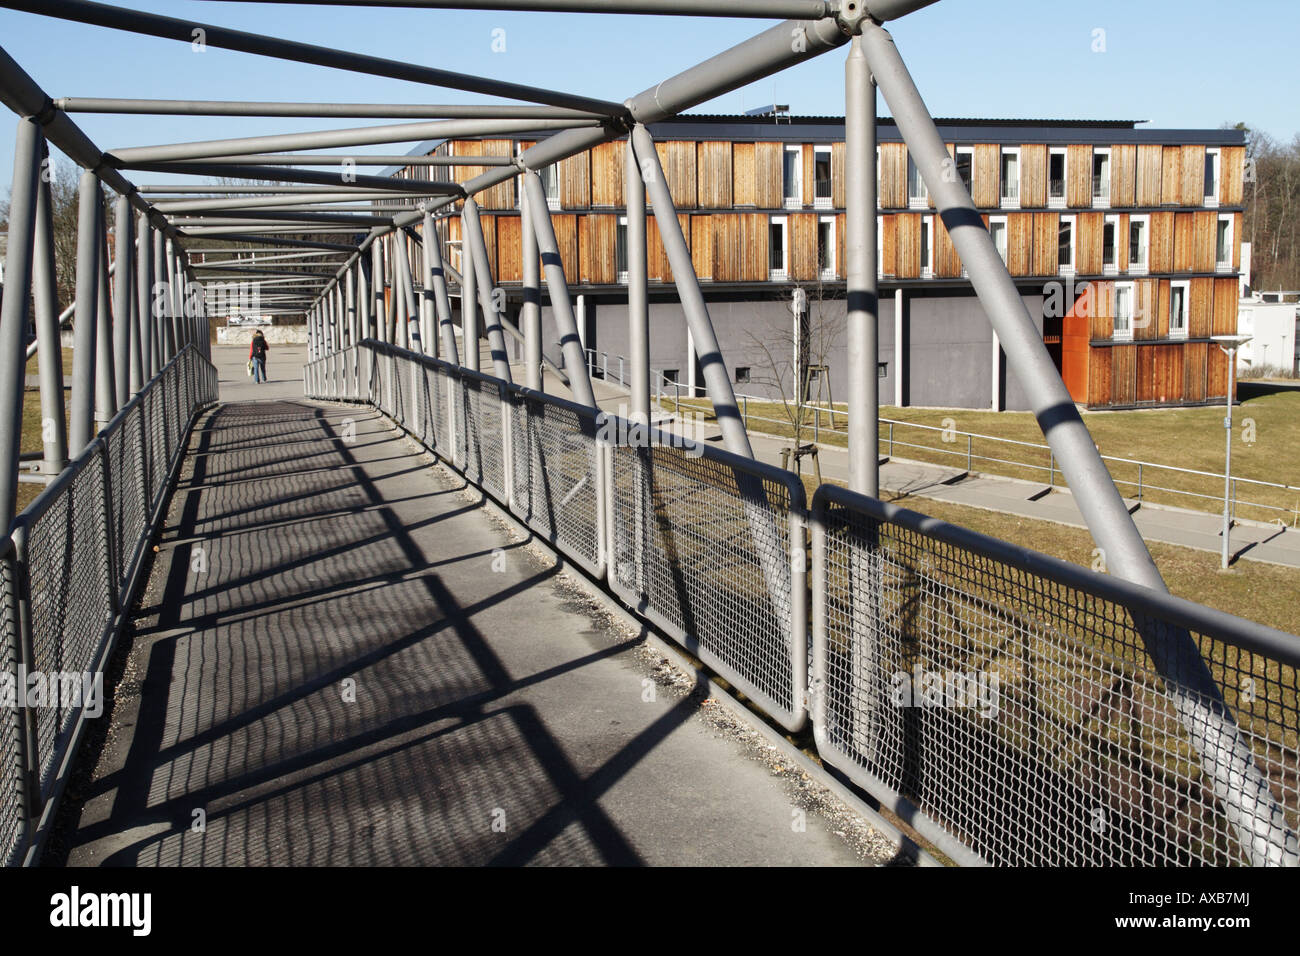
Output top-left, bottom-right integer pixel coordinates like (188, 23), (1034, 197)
(55, 354), (880, 865)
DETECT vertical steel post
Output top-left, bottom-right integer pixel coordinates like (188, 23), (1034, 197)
(69, 169), (101, 455)
(520, 185), (541, 390)
(1221, 345), (1238, 571)
(166, 239), (184, 357)
(136, 217), (154, 381)
(460, 220), (478, 372)
(0, 118), (43, 529)
(421, 209), (459, 365)
(371, 239), (386, 344)
(522, 170), (595, 406)
(626, 135), (649, 423)
(861, 19), (1298, 866)
(845, 36), (878, 496)
(153, 229), (171, 365)
(95, 200), (117, 426)
(631, 124), (750, 457)
(462, 198), (514, 382)
(394, 235), (417, 351)
(32, 145), (69, 475)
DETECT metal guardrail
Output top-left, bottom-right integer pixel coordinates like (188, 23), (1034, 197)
(307, 341), (1300, 866)
(0, 346), (217, 867)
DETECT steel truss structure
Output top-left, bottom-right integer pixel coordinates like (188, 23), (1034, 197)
(1, 0), (1297, 866)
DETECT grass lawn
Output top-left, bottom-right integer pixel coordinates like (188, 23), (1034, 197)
(665, 385), (1300, 525)
(24, 347), (75, 381)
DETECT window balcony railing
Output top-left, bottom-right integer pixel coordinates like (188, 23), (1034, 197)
(1092, 176), (1110, 203)
(1000, 182), (1019, 206)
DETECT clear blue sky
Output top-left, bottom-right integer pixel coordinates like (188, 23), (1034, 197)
(0, 0), (1295, 188)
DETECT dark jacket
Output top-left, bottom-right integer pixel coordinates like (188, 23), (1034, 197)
(249, 333), (269, 360)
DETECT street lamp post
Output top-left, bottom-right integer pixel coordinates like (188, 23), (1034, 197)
(1212, 334), (1251, 570)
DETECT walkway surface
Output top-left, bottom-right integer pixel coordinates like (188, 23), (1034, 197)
(53, 345), (883, 866)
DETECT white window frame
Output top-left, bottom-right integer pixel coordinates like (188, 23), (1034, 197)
(817, 215), (836, 279)
(1092, 147), (1111, 207)
(989, 214), (1008, 265)
(1000, 146), (1020, 208)
(876, 145), (882, 209)
(1128, 213), (1149, 275)
(1058, 214), (1076, 276)
(769, 215), (788, 280)
(1204, 148), (1221, 207)
(1048, 147), (1068, 208)
(813, 145), (833, 209)
(783, 145), (802, 210)
(1113, 281), (1135, 342)
(955, 146), (974, 196)
(920, 215), (935, 278)
(1102, 213), (1120, 275)
(1169, 279), (1190, 339)
(906, 152), (928, 208)
(877, 216), (884, 277)
(616, 215), (629, 285)
(540, 162), (560, 210)
(1215, 213), (1234, 272)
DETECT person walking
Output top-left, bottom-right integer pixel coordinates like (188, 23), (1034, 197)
(249, 329), (269, 383)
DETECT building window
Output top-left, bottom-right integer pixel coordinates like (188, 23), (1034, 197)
(1000, 147), (1020, 206)
(1169, 280), (1189, 339)
(735, 366), (751, 384)
(1114, 281), (1135, 341)
(920, 216), (934, 278)
(1129, 214), (1149, 274)
(662, 368), (679, 384)
(1102, 214), (1119, 274)
(907, 152), (927, 208)
(783, 146), (802, 209)
(814, 146), (832, 208)
(1048, 148), (1067, 208)
(1058, 215), (1075, 275)
(989, 215), (1008, 265)
(817, 216), (836, 278)
(769, 215), (788, 279)
(1215, 214), (1233, 272)
(1204, 148), (1221, 206)
(955, 146), (974, 193)
(878, 362), (888, 379)
(540, 163), (560, 209)
(1092, 148), (1111, 206)
(616, 216), (628, 284)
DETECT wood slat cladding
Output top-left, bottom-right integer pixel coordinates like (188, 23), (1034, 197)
(894, 213), (921, 279)
(1207, 345), (1229, 398)
(580, 214), (618, 285)
(647, 214), (669, 282)
(697, 141), (733, 209)
(1008, 213), (1033, 276)
(1136, 145), (1163, 206)
(496, 215), (523, 283)
(832, 142), (847, 208)
(1155, 278), (1171, 338)
(732, 142), (756, 207)
(1088, 347), (1111, 405)
(881, 214), (897, 277)
(1183, 341), (1208, 402)
(1213, 276), (1238, 335)
(1180, 145), (1206, 206)
(755, 142), (783, 208)
(1161, 147), (1183, 206)
(589, 140), (625, 207)
(1111, 144), (1137, 207)
(1149, 211), (1174, 272)
(1089, 279), (1114, 340)
(1076, 212), (1104, 275)
(553, 214), (579, 280)
(692, 215), (714, 280)
(451, 139), (514, 209)
(801, 145), (816, 207)
(1067, 145), (1092, 207)
(1110, 344), (1137, 405)
(1117, 213), (1130, 272)
(1221, 146), (1245, 205)
(790, 212), (819, 281)
(713, 213), (767, 281)
(1150, 343), (1183, 404)
(972, 144), (1000, 208)
(1133, 278), (1158, 341)
(1032, 213), (1058, 276)
(880, 143), (907, 208)
(739, 213), (768, 281)
(1188, 276), (1214, 337)
(655, 141), (697, 210)
(1173, 213), (1195, 272)
(1192, 211), (1217, 272)
(937, 215), (962, 278)
(837, 213), (847, 278)
(559, 151), (590, 209)
(1020, 144), (1047, 207)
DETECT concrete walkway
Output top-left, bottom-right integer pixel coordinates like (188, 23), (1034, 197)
(53, 348), (883, 866)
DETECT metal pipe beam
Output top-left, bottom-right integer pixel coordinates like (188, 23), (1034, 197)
(192, 0), (836, 16)
(32, 144), (69, 475)
(112, 196), (135, 412)
(462, 198), (514, 381)
(520, 183), (541, 391)
(69, 170), (101, 455)
(116, 160), (462, 194)
(845, 36), (877, 496)
(54, 97), (601, 120)
(156, 191), (433, 213)
(421, 208), (458, 364)
(625, 134), (648, 423)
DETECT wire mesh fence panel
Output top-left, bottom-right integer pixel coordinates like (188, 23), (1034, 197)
(424, 363), (445, 454)
(466, 375), (506, 501)
(812, 486), (1300, 867)
(509, 394), (603, 577)
(0, 546), (26, 868)
(146, 379), (169, 510)
(20, 450), (114, 798)
(607, 430), (804, 729)
(105, 402), (150, 598)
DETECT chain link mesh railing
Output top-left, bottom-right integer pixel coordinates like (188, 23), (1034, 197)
(811, 483), (1300, 866)
(304, 341), (1300, 865)
(1, 345), (217, 866)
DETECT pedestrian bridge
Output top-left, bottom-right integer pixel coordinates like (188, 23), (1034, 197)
(0, 0), (1298, 869)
